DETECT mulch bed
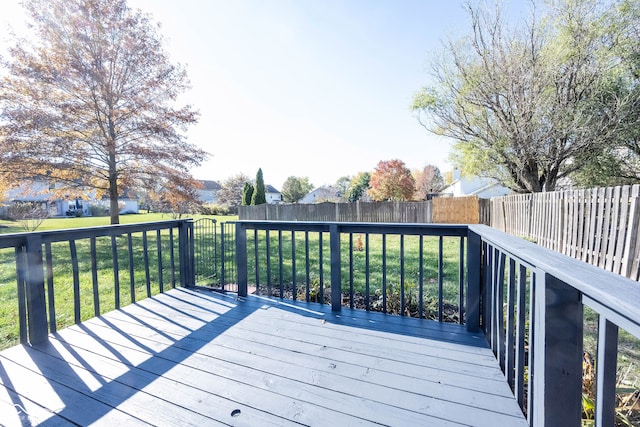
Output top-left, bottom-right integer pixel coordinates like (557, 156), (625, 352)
(254, 284), (461, 323)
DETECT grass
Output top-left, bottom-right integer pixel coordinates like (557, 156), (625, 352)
(242, 231), (464, 306)
(0, 212), (237, 234)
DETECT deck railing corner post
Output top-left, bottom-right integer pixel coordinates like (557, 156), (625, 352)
(531, 272), (583, 426)
(25, 234), (48, 344)
(236, 222), (248, 297)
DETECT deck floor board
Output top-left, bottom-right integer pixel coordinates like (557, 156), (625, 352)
(0, 287), (527, 426)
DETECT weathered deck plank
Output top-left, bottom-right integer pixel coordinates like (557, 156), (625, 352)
(0, 287), (527, 426)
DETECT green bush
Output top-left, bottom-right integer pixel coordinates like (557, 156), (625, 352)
(200, 204), (231, 216)
(89, 204), (109, 217)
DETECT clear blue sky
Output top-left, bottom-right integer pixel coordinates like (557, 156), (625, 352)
(1, 0), (530, 190)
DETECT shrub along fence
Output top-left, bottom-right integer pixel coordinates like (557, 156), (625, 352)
(491, 184), (640, 281)
(239, 197), (489, 224)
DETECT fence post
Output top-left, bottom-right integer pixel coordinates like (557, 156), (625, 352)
(25, 234), (48, 344)
(531, 272), (583, 427)
(330, 224), (342, 311)
(466, 230), (481, 332)
(236, 222), (248, 297)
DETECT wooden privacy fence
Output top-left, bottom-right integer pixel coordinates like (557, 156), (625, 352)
(239, 201), (432, 222)
(491, 184), (640, 281)
(433, 196), (484, 224)
(239, 198), (489, 224)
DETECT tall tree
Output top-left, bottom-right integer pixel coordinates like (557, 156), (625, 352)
(251, 168), (266, 205)
(281, 176), (314, 203)
(413, 164), (444, 199)
(241, 183), (254, 206)
(217, 173), (251, 209)
(0, 0), (206, 224)
(411, 0), (631, 192)
(346, 172), (370, 202)
(573, 0), (640, 186)
(335, 176), (351, 201)
(368, 160), (415, 201)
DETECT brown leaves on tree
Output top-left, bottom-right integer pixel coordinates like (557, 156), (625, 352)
(0, 0), (208, 224)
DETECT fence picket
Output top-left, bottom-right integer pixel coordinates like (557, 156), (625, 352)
(613, 186), (631, 275)
(593, 188), (606, 266)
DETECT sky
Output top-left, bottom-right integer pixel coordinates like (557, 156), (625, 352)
(0, 0), (531, 190)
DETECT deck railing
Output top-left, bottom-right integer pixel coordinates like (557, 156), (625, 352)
(0, 220), (194, 347)
(234, 221), (468, 320)
(234, 220), (640, 427)
(2, 219), (638, 426)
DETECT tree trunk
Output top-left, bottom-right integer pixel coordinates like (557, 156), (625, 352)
(108, 144), (119, 225)
(109, 177), (119, 225)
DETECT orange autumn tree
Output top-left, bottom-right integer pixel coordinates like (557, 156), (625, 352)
(0, 0), (207, 224)
(368, 159), (415, 201)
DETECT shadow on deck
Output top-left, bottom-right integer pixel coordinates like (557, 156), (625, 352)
(0, 287), (526, 426)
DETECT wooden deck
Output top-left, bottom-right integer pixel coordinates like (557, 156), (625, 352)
(0, 287), (527, 426)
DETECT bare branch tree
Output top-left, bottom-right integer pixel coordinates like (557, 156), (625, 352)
(412, 0), (629, 192)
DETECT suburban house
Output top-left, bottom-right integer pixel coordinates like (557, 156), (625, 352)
(197, 180), (222, 204)
(3, 179), (139, 216)
(113, 189), (140, 214)
(440, 170), (511, 199)
(265, 185), (283, 204)
(299, 186), (342, 204)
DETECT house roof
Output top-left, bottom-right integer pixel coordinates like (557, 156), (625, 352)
(265, 184), (280, 193)
(200, 180), (222, 191)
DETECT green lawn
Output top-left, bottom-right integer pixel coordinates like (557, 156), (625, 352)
(0, 212), (238, 234)
(243, 231), (464, 314)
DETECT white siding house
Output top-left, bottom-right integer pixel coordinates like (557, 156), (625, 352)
(265, 185), (282, 204)
(299, 186), (342, 204)
(4, 179), (139, 216)
(441, 171), (511, 199)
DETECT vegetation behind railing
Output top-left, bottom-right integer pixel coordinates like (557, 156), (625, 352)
(0, 220), (194, 348)
(235, 221), (468, 321)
